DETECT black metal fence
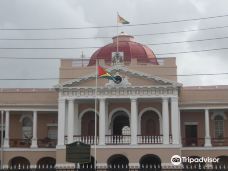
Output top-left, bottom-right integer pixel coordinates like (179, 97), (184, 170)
(1, 165), (228, 171)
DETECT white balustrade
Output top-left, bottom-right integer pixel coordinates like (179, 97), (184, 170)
(105, 135), (131, 144)
(137, 135), (163, 144)
(72, 136), (98, 145)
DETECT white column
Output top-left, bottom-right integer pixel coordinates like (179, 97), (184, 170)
(204, 109), (212, 147)
(178, 110), (182, 145)
(99, 98), (106, 145)
(162, 98), (169, 144)
(74, 102), (80, 135)
(67, 99), (74, 144)
(131, 98), (138, 145)
(171, 97), (180, 145)
(105, 101), (109, 135)
(57, 99), (66, 146)
(4, 110), (10, 148)
(31, 111), (38, 148)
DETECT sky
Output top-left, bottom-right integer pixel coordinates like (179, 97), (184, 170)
(0, 0), (228, 88)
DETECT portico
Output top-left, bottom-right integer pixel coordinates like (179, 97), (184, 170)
(57, 80), (181, 146)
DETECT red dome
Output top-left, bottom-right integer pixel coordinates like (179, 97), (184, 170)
(88, 33), (158, 66)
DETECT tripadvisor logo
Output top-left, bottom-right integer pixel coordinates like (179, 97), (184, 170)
(171, 155), (220, 166)
(171, 155), (182, 166)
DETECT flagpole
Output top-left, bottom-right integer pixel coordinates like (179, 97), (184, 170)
(1, 110), (3, 169)
(116, 12), (119, 56)
(94, 59), (98, 169)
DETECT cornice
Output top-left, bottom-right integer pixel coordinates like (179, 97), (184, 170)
(59, 86), (179, 98)
(180, 101), (228, 105)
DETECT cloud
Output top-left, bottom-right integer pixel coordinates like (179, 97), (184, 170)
(179, 0), (228, 85)
(0, 0), (228, 87)
(0, 0), (102, 88)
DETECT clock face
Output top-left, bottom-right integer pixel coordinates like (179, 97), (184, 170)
(114, 75), (122, 84)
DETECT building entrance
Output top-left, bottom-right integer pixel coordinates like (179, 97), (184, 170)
(112, 112), (129, 135)
(185, 125), (198, 146)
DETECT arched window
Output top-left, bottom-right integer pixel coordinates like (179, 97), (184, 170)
(141, 111), (160, 136)
(22, 117), (33, 139)
(37, 157), (56, 168)
(81, 111), (99, 136)
(107, 154), (129, 168)
(9, 156), (30, 168)
(139, 154), (161, 170)
(112, 113), (129, 135)
(214, 115), (224, 139)
(213, 156), (228, 168)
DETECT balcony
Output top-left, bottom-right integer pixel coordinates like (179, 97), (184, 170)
(182, 137), (228, 147)
(8, 138), (57, 148)
(9, 139), (31, 148)
(137, 135), (163, 144)
(66, 135), (172, 145)
(38, 138), (57, 148)
(73, 135), (98, 145)
(212, 137), (228, 146)
(105, 135), (131, 144)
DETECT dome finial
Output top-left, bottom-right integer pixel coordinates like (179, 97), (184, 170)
(120, 31), (127, 35)
(112, 33), (134, 43)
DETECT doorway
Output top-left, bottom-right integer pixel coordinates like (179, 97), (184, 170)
(112, 113), (129, 135)
(185, 125), (198, 146)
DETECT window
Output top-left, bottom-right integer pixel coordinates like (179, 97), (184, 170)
(214, 115), (224, 139)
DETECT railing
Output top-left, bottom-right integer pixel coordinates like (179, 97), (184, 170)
(182, 137), (203, 147)
(73, 135), (98, 145)
(212, 137), (228, 146)
(137, 135), (163, 144)
(3, 165), (228, 171)
(182, 137), (228, 147)
(37, 138), (57, 148)
(9, 138), (57, 148)
(9, 139), (31, 148)
(68, 135), (173, 145)
(105, 135), (131, 144)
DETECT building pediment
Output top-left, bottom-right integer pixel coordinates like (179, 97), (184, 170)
(55, 66), (182, 89)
